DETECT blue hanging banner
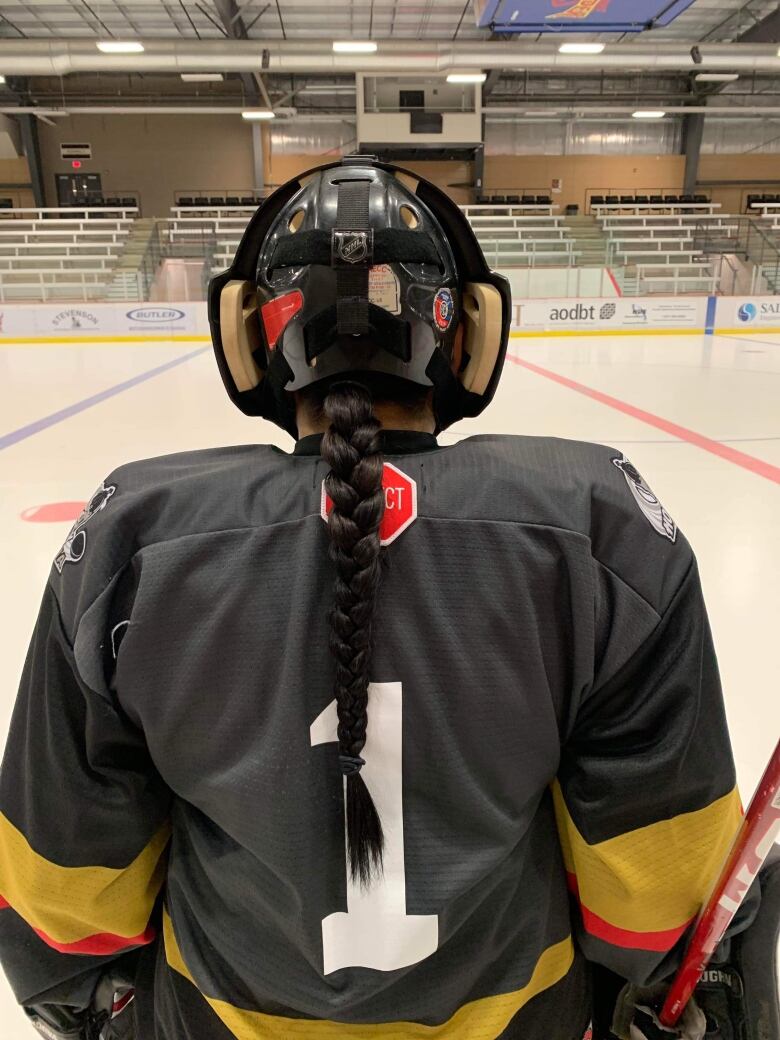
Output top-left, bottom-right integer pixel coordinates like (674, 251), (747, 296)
(474, 0), (696, 33)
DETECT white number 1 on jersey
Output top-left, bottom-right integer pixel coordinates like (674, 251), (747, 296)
(310, 682), (439, 975)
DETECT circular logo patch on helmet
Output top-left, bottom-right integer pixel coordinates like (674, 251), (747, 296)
(433, 288), (454, 331)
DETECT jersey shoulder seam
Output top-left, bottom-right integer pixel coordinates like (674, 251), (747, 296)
(65, 511), (663, 643)
(592, 556), (663, 621)
(418, 515), (664, 618)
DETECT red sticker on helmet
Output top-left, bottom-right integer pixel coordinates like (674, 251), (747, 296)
(433, 288), (454, 331)
(321, 462), (417, 547)
(261, 290), (303, 350)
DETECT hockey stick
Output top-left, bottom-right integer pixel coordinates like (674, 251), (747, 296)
(659, 737), (780, 1027)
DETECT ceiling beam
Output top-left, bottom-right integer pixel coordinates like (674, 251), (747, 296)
(212, 0), (262, 103)
(0, 10), (26, 37)
(213, 0), (249, 38)
(481, 68), (502, 99)
(738, 6), (780, 44)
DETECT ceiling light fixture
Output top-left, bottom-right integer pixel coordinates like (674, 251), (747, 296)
(241, 109), (275, 120)
(558, 43), (605, 55)
(446, 72), (487, 84)
(633, 110), (666, 119)
(96, 41), (145, 54)
(181, 73), (224, 82)
(299, 84), (357, 94)
(332, 41), (377, 54)
(695, 73), (739, 83)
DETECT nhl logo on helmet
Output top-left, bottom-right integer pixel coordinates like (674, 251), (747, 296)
(332, 230), (373, 265)
(321, 462), (417, 546)
(433, 288), (455, 331)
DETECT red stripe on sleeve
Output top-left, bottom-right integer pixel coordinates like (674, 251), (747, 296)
(32, 923), (157, 956)
(566, 872), (692, 953)
(0, 892), (155, 955)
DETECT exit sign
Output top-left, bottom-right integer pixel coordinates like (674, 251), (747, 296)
(60, 142), (92, 160)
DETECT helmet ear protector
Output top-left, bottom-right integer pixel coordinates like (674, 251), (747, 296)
(208, 157), (511, 437)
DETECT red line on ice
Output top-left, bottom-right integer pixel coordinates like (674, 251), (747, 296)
(506, 354), (780, 485)
(21, 502), (86, 523)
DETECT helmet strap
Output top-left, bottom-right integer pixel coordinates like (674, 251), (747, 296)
(333, 178), (373, 336)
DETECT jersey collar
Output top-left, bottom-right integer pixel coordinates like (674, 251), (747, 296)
(294, 430), (439, 456)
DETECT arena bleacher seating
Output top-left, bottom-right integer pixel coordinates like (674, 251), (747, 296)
(160, 195), (768, 295)
(0, 191), (764, 303)
(175, 192), (263, 209)
(456, 204), (578, 268)
(594, 208), (734, 294)
(164, 203), (260, 272)
(589, 194), (716, 215)
(164, 199), (577, 275)
(0, 206), (137, 301)
(474, 192), (554, 213)
(747, 194), (780, 214)
(56, 194), (139, 212)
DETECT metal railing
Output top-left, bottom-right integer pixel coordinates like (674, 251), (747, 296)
(106, 220), (219, 302)
(161, 221), (218, 259)
(478, 237), (578, 268)
(692, 217), (780, 295)
(201, 239), (218, 298)
(105, 222), (165, 302)
(137, 223), (164, 299)
(609, 266), (718, 297)
(598, 210), (779, 296)
(716, 253), (739, 297)
(0, 271), (109, 302)
(0, 206), (138, 221)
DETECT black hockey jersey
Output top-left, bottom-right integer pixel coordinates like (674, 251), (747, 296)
(0, 431), (743, 1038)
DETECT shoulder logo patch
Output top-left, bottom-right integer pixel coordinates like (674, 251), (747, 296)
(54, 480), (116, 573)
(612, 454), (677, 543)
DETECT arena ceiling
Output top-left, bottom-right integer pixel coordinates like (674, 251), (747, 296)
(0, 0), (776, 43)
(0, 0), (777, 114)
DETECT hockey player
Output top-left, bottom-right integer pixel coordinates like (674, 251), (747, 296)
(0, 157), (771, 1040)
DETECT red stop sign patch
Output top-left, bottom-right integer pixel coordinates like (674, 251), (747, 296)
(321, 462), (417, 546)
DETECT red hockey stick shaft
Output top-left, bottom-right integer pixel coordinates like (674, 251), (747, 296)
(659, 737), (780, 1027)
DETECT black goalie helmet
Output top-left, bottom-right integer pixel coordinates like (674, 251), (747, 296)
(209, 155), (511, 438)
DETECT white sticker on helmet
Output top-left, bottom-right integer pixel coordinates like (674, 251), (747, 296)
(369, 264), (401, 315)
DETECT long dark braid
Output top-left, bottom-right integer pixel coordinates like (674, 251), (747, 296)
(321, 381), (386, 886)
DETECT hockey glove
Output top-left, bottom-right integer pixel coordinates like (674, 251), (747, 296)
(611, 984), (706, 1040)
(89, 975), (136, 1040)
(24, 975), (135, 1040)
(24, 1004), (87, 1040)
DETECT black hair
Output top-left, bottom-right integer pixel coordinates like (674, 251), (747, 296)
(320, 381), (387, 886)
(299, 374), (430, 885)
(302, 372), (431, 421)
